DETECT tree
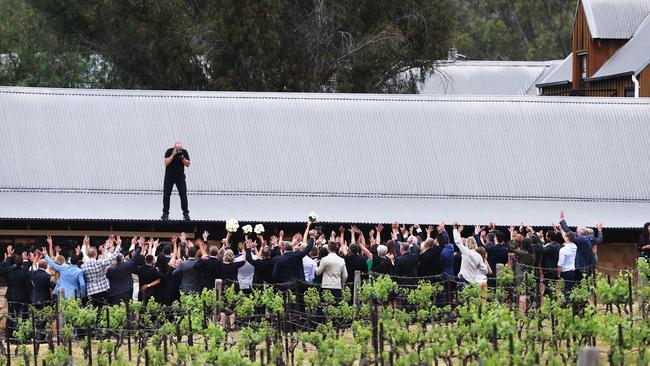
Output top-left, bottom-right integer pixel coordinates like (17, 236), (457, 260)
(454, 0), (573, 61)
(0, 0), (113, 87)
(19, 0), (457, 92)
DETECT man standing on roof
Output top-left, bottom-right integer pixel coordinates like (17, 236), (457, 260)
(162, 141), (191, 221)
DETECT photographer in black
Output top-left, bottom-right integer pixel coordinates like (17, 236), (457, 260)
(162, 141), (191, 220)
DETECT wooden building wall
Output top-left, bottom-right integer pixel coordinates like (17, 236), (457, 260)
(572, 1), (626, 89)
(586, 78), (633, 97)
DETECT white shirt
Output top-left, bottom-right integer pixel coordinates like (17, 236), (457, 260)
(557, 243), (577, 272)
(303, 256), (316, 283)
(453, 229), (488, 284)
(235, 254), (257, 290)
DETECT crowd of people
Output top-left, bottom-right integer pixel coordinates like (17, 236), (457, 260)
(3, 210), (648, 328)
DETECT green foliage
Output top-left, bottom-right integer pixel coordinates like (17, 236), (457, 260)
(454, 0), (573, 60)
(1, 0), (457, 93)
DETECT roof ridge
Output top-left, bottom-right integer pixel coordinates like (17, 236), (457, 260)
(1, 87), (649, 106)
(2, 187), (649, 204)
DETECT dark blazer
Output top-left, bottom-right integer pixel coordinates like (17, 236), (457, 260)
(245, 249), (274, 284)
(31, 269), (52, 304)
(133, 265), (162, 300)
(3, 263), (32, 303)
(485, 243), (508, 276)
(560, 219), (594, 271)
(271, 238), (314, 284)
(155, 255), (178, 305)
(541, 242), (561, 272)
(195, 257), (221, 290)
(344, 255), (368, 283)
(106, 261), (137, 297)
(393, 252), (418, 285)
(418, 246), (443, 278)
(371, 255), (393, 275)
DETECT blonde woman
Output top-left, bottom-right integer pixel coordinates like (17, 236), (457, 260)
(452, 224), (488, 288)
(218, 248), (246, 329)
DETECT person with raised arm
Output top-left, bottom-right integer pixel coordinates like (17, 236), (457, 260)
(106, 239), (142, 304)
(81, 235), (122, 307)
(558, 210), (596, 281)
(271, 218), (315, 285)
(452, 222), (488, 288)
(42, 236), (85, 299)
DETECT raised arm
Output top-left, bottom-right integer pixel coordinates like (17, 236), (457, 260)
(376, 224), (383, 244)
(302, 221), (312, 246)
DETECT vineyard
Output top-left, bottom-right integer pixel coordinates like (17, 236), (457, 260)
(3, 259), (650, 366)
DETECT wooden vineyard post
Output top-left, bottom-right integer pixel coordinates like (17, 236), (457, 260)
(353, 270), (361, 319)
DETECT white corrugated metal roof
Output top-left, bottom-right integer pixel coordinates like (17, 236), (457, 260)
(418, 60), (560, 96)
(580, 0), (650, 39)
(1, 87), (650, 227)
(588, 14), (650, 81)
(0, 190), (647, 228)
(536, 53), (573, 88)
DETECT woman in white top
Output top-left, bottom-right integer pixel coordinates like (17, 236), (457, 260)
(452, 225), (488, 285)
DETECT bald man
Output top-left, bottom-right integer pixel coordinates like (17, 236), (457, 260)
(162, 142), (191, 220)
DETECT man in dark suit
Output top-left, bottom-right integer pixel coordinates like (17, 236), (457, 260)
(195, 246), (222, 290)
(418, 239), (443, 281)
(393, 243), (418, 286)
(106, 246), (141, 304)
(559, 211), (595, 280)
(31, 259), (52, 306)
(30, 258), (51, 345)
(272, 235), (314, 284)
(1, 254), (32, 338)
(133, 255), (162, 303)
(485, 231), (509, 287)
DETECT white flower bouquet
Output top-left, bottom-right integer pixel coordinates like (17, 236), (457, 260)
(226, 218), (239, 233)
(308, 211), (319, 223)
(254, 224), (265, 235)
(242, 224), (253, 235)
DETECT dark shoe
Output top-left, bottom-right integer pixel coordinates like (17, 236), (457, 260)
(161, 213), (169, 220)
(183, 213), (191, 221)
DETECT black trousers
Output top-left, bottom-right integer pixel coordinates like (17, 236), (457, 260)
(163, 175), (189, 214)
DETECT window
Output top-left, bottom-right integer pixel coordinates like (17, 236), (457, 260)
(579, 54), (588, 79)
(624, 87), (635, 97)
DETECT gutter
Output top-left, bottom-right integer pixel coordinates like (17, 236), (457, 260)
(632, 74), (640, 98)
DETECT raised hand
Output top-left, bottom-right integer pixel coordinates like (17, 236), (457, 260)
(171, 234), (178, 245)
(376, 224), (383, 232)
(202, 230), (210, 241)
(46, 236), (53, 248)
(560, 210), (565, 220)
(474, 225), (484, 235)
(131, 236), (137, 245)
(116, 236), (122, 246)
(83, 235), (90, 246)
(426, 225), (433, 236)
